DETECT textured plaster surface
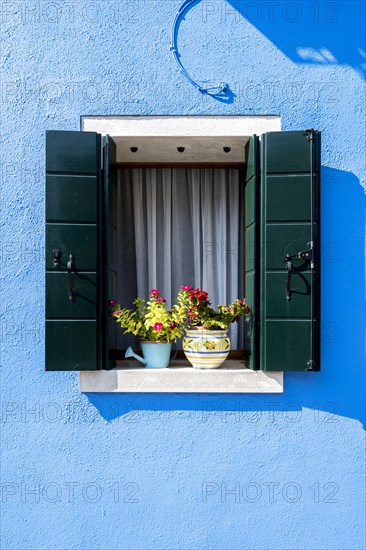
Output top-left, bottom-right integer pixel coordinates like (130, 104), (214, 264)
(1, 1), (365, 549)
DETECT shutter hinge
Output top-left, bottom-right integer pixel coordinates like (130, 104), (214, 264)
(306, 129), (315, 141)
(306, 360), (315, 371)
(52, 248), (61, 267)
(299, 241), (315, 269)
(297, 248), (313, 262)
(285, 247), (314, 263)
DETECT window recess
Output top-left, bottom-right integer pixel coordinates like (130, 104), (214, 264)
(45, 119), (320, 378)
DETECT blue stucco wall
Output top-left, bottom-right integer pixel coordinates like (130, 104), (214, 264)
(1, 1), (365, 549)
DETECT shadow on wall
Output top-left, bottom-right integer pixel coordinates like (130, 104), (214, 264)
(224, 0), (365, 78)
(173, 0), (365, 102)
(85, 168), (365, 428)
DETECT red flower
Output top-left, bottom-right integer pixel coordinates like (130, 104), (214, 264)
(150, 289), (160, 296)
(153, 322), (163, 331)
(157, 297), (166, 303)
(189, 288), (209, 303)
(170, 322), (176, 329)
(108, 299), (117, 307)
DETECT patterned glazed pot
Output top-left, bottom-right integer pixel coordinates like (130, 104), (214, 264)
(183, 328), (230, 369)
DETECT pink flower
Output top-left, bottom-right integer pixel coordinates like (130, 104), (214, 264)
(108, 299), (117, 307)
(150, 289), (160, 296)
(153, 322), (163, 331)
(181, 285), (193, 291)
(112, 310), (121, 316)
(157, 297), (166, 303)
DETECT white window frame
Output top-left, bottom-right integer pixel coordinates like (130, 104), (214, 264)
(79, 115), (283, 393)
(81, 115), (281, 163)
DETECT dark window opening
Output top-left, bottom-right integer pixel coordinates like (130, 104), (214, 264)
(114, 167), (246, 355)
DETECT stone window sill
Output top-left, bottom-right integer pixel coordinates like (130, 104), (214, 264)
(79, 360), (284, 393)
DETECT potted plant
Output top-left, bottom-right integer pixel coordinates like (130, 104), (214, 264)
(111, 286), (191, 368)
(182, 288), (251, 369)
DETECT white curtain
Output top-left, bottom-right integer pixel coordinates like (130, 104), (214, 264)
(117, 168), (244, 348)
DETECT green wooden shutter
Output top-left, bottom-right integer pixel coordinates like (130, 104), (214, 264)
(102, 135), (117, 369)
(260, 130), (321, 371)
(244, 135), (260, 369)
(45, 130), (102, 371)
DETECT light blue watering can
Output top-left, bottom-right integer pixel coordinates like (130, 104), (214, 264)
(125, 342), (177, 369)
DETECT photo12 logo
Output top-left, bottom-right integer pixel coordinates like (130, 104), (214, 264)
(202, 481), (340, 503)
(1, 481), (140, 504)
(200, 1), (340, 24)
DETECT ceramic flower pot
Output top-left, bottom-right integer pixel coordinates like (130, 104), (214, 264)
(125, 341), (176, 368)
(183, 328), (230, 369)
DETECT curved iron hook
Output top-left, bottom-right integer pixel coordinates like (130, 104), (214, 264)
(170, 0), (229, 97)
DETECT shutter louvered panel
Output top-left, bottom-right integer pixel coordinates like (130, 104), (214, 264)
(260, 130), (321, 371)
(244, 135), (260, 370)
(45, 131), (102, 371)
